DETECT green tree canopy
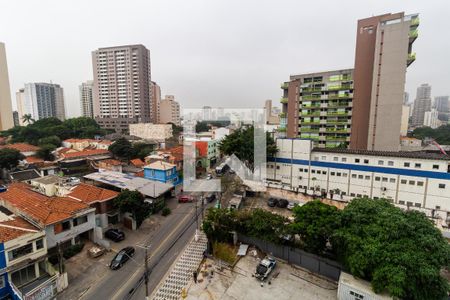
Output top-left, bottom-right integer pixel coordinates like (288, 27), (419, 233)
(108, 138), (137, 160)
(219, 125), (277, 170)
(38, 136), (61, 148)
(412, 125), (450, 144)
(291, 200), (341, 254)
(113, 190), (151, 227)
(333, 198), (450, 300)
(0, 148), (24, 170)
(36, 144), (56, 161)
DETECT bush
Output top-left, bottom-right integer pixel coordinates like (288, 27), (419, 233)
(161, 207), (171, 216)
(63, 243), (85, 259)
(212, 241), (237, 265)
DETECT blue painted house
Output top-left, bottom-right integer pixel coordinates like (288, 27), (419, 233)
(144, 161), (181, 186)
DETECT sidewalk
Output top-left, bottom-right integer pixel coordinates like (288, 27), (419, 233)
(151, 231), (208, 300)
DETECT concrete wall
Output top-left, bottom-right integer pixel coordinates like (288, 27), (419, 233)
(0, 43), (13, 131)
(129, 123), (173, 140)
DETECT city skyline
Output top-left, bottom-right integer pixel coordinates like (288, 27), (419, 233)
(1, 1), (449, 117)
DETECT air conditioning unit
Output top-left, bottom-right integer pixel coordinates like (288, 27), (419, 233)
(381, 187), (387, 191)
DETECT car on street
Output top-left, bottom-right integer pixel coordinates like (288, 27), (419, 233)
(267, 197), (279, 207)
(276, 199), (289, 208)
(287, 201), (298, 210)
(104, 228), (125, 242)
(110, 246), (135, 270)
(254, 257), (276, 280)
(178, 194), (194, 203)
(205, 193), (216, 203)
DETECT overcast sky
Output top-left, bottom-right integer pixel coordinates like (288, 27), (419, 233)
(1, 0), (449, 117)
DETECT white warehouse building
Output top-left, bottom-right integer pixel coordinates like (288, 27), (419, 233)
(266, 139), (450, 221)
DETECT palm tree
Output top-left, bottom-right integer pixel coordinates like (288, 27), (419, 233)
(22, 114), (34, 125)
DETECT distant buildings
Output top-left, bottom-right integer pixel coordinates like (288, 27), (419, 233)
(411, 83), (432, 127)
(264, 100), (280, 125)
(0, 42), (14, 130)
(92, 44), (152, 133)
(159, 95), (180, 126)
(350, 12), (419, 151)
(434, 96), (449, 113)
(150, 81), (161, 123)
(79, 80), (94, 118)
(17, 83), (66, 122)
(424, 108), (439, 129)
(12, 111), (19, 127)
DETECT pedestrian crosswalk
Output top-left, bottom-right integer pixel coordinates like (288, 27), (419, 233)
(152, 231), (208, 300)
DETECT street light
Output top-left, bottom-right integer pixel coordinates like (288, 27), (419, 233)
(135, 244), (151, 300)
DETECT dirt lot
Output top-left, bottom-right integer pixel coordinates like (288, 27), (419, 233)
(186, 254), (338, 300)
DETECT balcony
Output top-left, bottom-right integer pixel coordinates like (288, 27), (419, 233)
(407, 52), (416, 67)
(279, 112), (286, 118)
(302, 87), (322, 93)
(278, 127), (286, 132)
(280, 97), (288, 104)
(327, 84), (353, 91)
(328, 102), (350, 108)
(409, 29), (418, 41)
(301, 112), (320, 117)
(301, 120), (321, 125)
(281, 83), (288, 89)
(301, 95), (321, 101)
(327, 111), (348, 117)
(327, 93), (353, 100)
(410, 17), (419, 27)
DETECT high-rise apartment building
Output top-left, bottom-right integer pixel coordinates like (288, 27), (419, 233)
(150, 81), (161, 123)
(79, 80), (94, 118)
(280, 69), (354, 148)
(18, 83), (66, 121)
(92, 44), (151, 133)
(400, 104), (410, 136)
(159, 95), (180, 126)
(0, 42), (14, 131)
(424, 108), (439, 129)
(434, 96), (449, 113)
(350, 12), (419, 151)
(12, 111), (19, 127)
(411, 83), (432, 128)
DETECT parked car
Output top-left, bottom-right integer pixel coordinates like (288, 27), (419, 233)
(88, 245), (106, 258)
(267, 197), (279, 207)
(276, 199), (289, 208)
(104, 228), (125, 242)
(110, 246), (135, 270)
(68, 177), (81, 184)
(287, 201), (297, 210)
(254, 257), (276, 280)
(205, 193), (216, 203)
(178, 194), (194, 203)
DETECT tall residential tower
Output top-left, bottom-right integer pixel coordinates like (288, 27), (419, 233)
(411, 83), (432, 128)
(350, 12), (419, 151)
(92, 44), (151, 133)
(18, 83), (66, 121)
(159, 95), (180, 126)
(0, 42), (14, 130)
(79, 80), (94, 118)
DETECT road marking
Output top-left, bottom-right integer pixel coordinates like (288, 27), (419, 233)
(108, 206), (195, 300)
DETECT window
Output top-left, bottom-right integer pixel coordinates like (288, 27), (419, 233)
(389, 178), (396, 183)
(343, 173), (347, 177)
(415, 163), (421, 168)
(409, 180), (415, 185)
(355, 158), (360, 163)
(439, 183), (446, 189)
(342, 157), (347, 162)
(73, 215), (88, 226)
(404, 162), (410, 167)
(433, 164), (439, 170)
(299, 168), (303, 172)
(337, 172), (341, 177)
(364, 159), (369, 164)
(382, 177), (388, 182)
(0, 275), (4, 289)
(399, 200), (405, 205)
(331, 172), (335, 176)
(378, 160), (384, 165)
(417, 181), (424, 186)
(322, 171), (327, 175)
(321, 156), (326, 160)
(8, 244), (33, 261)
(358, 175), (363, 179)
(436, 205), (441, 210)
(352, 174), (357, 178)
(54, 220), (71, 234)
(311, 170), (316, 174)
(388, 161), (394, 166)
(276, 166), (280, 170)
(365, 176), (370, 180)
(401, 179), (407, 184)
(375, 176), (380, 181)
(11, 264), (36, 287)
(304, 169), (308, 173)
(35, 239), (44, 250)
(333, 157), (338, 162)
(350, 193), (355, 197)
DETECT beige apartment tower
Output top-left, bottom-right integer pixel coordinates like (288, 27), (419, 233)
(0, 42), (14, 130)
(159, 95), (180, 126)
(92, 44), (151, 133)
(150, 81), (161, 123)
(80, 80), (94, 118)
(350, 12), (419, 151)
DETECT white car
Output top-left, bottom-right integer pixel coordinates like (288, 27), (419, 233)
(287, 201), (297, 210)
(255, 257), (276, 280)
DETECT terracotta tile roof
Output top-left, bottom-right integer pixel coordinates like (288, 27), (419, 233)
(0, 216), (40, 242)
(25, 156), (45, 164)
(67, 183), (118, 204)
(130, 158), (145, 168)
(100, 159), (122, 166)
(61, 149), (110, 159)
(0, 183), (92, 226)
(145, 160), (176, 171)
(135, 170), (144, 177)
(0, 143), (40, 153)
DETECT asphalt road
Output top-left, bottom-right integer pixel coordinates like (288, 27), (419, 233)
(80, 201), (199, 300)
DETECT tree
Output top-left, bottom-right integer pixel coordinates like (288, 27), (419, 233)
(0, 148), (24, 170)
(133, 142), (155, 160)
(219, 125), (277, 170)
(333, 198), (450, 300)
(38, 136), (61, 148)
(113, 190), (151, 227)
(36, 144), (56, 161)
(108, 138), (137, 160)
(240, 209), (291, 243)
(195, 121), (209, 133)
(202, 208), (238, 243)
(21, 114), (34, 125)
(290, 200), (341, 254)
(412, 125), (450, 144)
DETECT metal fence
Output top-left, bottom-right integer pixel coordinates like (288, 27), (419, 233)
(238, 234), (342, 281)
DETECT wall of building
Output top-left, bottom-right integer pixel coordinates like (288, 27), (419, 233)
(0, 43), (14, 131)
(129, 123), (173, 140)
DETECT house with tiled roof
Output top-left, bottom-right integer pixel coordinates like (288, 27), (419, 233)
(62, 138), (113, 151)
(67, 183), (119, 228)
(0, 143), (40, 157)
(144, 161), (180, 186)
(130, 158), (145, 168)
(0, 206), (61, 300)
(97, 159), (122, 172)
(0, 183), (95, 249)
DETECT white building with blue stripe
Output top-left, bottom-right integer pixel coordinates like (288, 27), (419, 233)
(266, 139), (450, 222)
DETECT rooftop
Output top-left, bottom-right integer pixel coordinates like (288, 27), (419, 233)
(30, 175), (62, 185)
(145, 160), (176, 171)
(84, 171), (173, 198)
(100, 159), (122, 166)
(0, 143), (40, 153)
(67, 183), (119, 204)
(0, 214), (40, 242)
(25, 156), (45, 164)
(130, 158), (145, 168)
(0, 183), (92, 226)
(313, 147), (450, 161)
(9, 169), (41, 182)
(60, 148), (110, 159)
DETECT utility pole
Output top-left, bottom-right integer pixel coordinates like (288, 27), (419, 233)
(144, 247), (149, 300)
